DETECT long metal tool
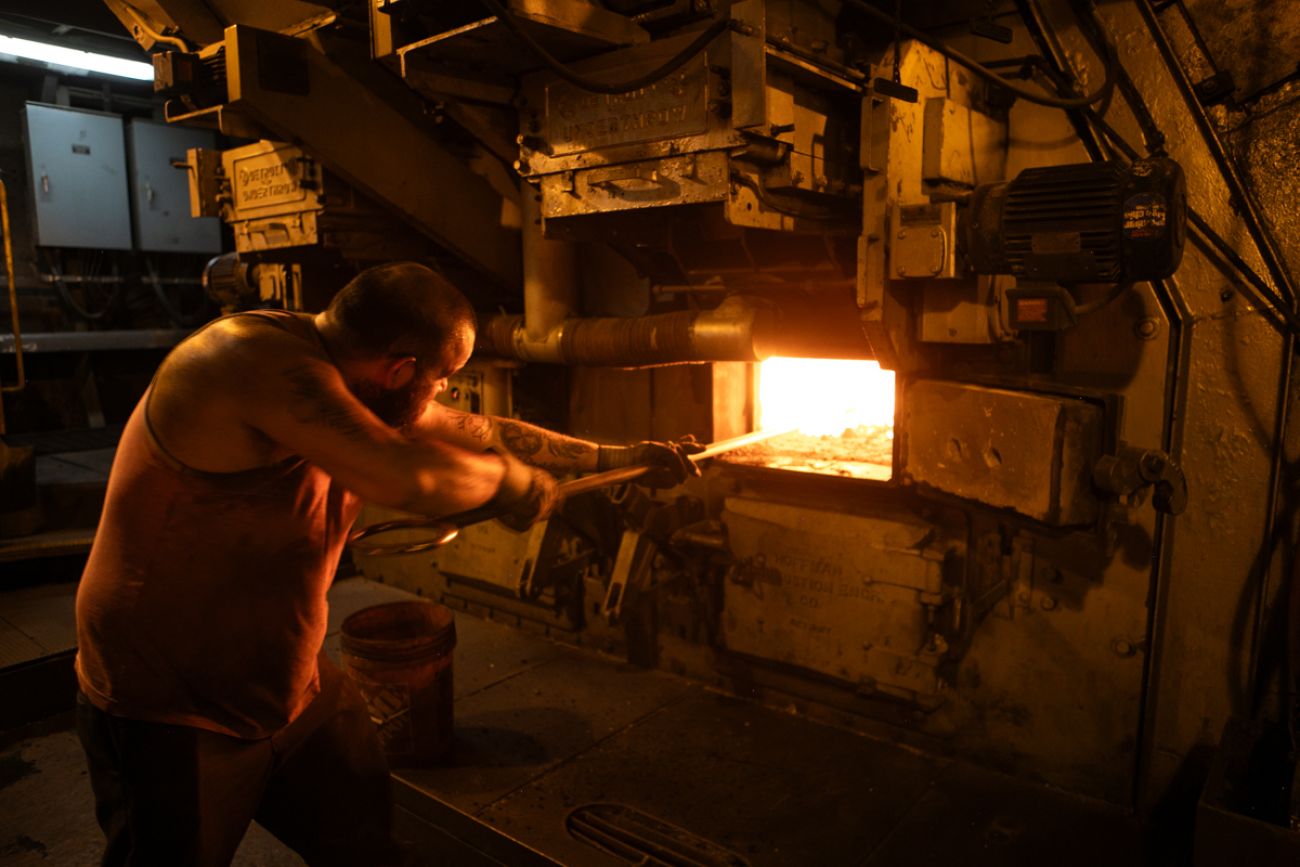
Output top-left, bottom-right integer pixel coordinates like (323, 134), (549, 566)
(349, 427), (790, 556)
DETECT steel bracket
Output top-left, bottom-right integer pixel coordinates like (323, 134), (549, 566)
(1093, 445), (1188, 515)
(602, 528), (656, 625)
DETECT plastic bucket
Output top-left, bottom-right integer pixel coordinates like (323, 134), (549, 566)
(340, 600), (456, 766)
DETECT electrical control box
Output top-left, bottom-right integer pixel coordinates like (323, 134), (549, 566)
(23, 102), (132, 250)
(126, 119), (222, 254)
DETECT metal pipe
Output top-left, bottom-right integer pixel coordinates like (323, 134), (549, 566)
(479, 293), (876, 367)
(508, 179), (870, 368)
(0, 179), (24, 394)
(479, 295), (763, 366)
(521, 189), (577, 342)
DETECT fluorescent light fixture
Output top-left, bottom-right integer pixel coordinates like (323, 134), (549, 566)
(0, 33), (153, 81)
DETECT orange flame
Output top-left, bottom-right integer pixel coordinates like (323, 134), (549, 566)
(757, 357), (895, 436)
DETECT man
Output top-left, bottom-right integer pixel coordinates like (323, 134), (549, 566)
(74, 261), (700, 866)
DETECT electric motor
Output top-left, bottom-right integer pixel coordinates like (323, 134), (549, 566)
(962, 157), (1186, 283)
(202, 252), (255, 310)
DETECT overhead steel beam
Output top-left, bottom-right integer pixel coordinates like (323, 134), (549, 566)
(103, 0), (225, 50)
(218, 24), (521, 289)
(105, 0), (341, 49)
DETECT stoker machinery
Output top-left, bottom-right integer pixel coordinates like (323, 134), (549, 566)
(103, 0), (1300, 831)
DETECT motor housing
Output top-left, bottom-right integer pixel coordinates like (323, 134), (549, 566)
(963, 157), (1186, 282)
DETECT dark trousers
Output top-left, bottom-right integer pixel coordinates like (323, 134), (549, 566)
(76, 655), (410, 867)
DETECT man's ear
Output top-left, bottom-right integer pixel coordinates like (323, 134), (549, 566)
(383, 356), (417, 389)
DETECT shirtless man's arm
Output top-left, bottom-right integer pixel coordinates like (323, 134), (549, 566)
(409, 404), (702, 485)
(414, 408), (598, 473)
(146, 317), (541, 518)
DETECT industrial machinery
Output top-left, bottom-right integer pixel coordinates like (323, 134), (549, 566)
(100, 0), (1300, 846)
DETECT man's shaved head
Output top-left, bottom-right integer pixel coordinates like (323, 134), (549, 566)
(322, 262), (476, 428)
(325, 261), (476, 375)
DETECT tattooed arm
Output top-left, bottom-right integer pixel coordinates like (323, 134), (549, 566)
(238, 347), (510, 516)
(413, 406), (702, 486)
(413, 406), (599, 473)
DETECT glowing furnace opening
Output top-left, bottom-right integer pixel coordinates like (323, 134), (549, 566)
(725, 357), (895, 480)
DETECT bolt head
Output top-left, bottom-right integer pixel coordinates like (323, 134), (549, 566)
(1112, 638), (1137, 658)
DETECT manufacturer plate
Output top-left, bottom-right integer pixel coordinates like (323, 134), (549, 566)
(230, 147), (308, 212)
(544, 55), (709, 156)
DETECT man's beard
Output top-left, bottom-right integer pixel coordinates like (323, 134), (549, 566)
(353, 375), (434, 430)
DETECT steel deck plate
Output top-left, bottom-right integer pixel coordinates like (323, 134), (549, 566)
(393, 617), (1145, 866)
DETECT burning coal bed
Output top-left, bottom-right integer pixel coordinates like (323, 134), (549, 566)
(723, 357), (896, 481)
(724, 426), (894, 480)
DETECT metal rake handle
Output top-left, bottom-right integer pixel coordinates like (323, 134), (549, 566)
(347, 427), (790, 556)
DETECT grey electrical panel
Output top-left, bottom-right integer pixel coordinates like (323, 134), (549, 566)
(127, 119), (222, 254)
(23, 102), (133, 251)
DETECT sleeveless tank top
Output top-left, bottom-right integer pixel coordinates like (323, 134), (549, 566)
(75, 310), (361, 739)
